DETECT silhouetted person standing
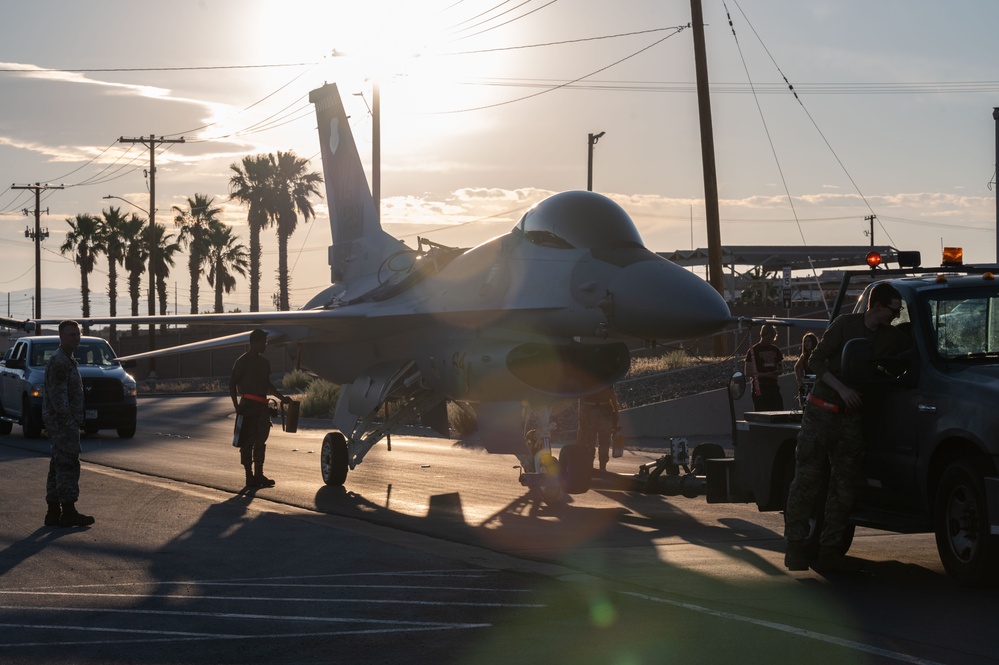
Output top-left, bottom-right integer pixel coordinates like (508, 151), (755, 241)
(229, 329), (290, 487)
(43, 319), (95, 527)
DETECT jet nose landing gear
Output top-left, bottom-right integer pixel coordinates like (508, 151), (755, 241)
(321, 432), (349, 486)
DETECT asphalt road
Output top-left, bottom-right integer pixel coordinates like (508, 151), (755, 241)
(0, 395), (995, 665)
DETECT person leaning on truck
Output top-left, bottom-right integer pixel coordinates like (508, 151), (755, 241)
(229, 329), (290, 488)
(42, 319), (96, 528)
(784, 282), (911, 572)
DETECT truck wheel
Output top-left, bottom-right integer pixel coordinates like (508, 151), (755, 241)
(117, 420), (136, 439)
(22, 397), (42, 439)
(0, 402), (12, 435)
(934, 459), (999, 586)
(690, 443), (726, 475)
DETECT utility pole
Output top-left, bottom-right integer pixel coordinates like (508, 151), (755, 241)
(690, 0), (726, 355)
(372, 80), (380, 222)
(12, 182), (63, 332)
(993, 108), (999, 262)
(587, 132), (605, 191)
(865, 214), (877, 246)
(118, 135), (184, 376)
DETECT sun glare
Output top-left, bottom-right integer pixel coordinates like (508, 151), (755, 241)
(249, 2), (504, 160)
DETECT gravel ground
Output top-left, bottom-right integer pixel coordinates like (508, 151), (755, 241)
(616, 358), (744, 409)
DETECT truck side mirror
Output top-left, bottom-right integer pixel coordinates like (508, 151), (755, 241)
(728, 371), (746, 400)
(6, 357), (24, 370)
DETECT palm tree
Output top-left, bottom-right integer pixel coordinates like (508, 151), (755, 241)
(203, 222), (249, 313)
(121, 213), (147, 336)
(59, 213), (102, 323)
(150, 223), (182, 331)
(270, 150), (323, 311)
(173, 194), (223, 315)
(228, 154), (274, 313)
(98, 206), (128, 343)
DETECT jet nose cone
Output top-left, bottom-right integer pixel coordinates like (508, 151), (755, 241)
(607, 258), (730, 340)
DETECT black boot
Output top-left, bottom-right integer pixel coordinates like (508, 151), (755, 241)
(59, 502), (95, 527)
(254, 462), (275, 487)
(244, 465), (257, 487)
(44, 501), (61, 527)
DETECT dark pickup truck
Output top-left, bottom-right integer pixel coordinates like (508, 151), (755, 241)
(698, 264), (999, 585)
(0, 335), (138, 439)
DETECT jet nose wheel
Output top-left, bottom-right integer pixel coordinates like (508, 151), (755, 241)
(321, 432), (349, 486)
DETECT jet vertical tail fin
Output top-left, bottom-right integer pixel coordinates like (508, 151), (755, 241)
(309, 82), (406, 287)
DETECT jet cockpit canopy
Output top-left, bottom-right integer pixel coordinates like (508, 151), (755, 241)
(515, 190), (645, 250)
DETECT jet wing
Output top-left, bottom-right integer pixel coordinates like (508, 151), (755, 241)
(739, 316), (829, 330)
(0, 305), (563, 351)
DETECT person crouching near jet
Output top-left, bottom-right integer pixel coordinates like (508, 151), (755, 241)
(229, 329), (291, 488)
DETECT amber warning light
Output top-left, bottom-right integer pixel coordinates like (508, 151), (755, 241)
(866, 251), (882, 269)
(942, 247), (963, 266)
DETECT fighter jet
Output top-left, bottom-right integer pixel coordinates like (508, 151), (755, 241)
(1, 82), (731, 497)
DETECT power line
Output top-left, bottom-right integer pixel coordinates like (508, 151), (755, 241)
(0, 62), (318, 73)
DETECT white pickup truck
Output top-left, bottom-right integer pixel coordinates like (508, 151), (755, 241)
(0, 335), (138, 438)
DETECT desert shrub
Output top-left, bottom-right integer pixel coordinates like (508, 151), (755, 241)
(282, 369), (313, 391)
(628, 349), (693, 377)
(300, 379), (339, 418)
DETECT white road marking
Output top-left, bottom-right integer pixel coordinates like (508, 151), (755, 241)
(0, 590), (542, 608)
(622, 591), (948, 665)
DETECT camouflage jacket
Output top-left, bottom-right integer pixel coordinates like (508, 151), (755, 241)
(43, 347), (84, 428)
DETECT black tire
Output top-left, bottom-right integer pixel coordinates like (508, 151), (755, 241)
(0, 402), (12, 435)
(690, 443), (726, 476)
(116, 420), (136, 439)
(22, 397), (42, 439)
(934, 459), (999, 586)
(558, 443), (592, 494)
(83, 425), (100, 436)
(321, 432), (349, 486)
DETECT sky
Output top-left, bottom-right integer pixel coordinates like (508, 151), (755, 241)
(2, 0), (999, 320)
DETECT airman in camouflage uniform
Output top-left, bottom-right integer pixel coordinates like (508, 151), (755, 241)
(576, 386), (619, 471)
(784, 283), (910, 572)
(42, 320), (95, 527)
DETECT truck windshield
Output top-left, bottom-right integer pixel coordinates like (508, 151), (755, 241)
(928, 292), (999, 359)
(32, 341), (118, 367)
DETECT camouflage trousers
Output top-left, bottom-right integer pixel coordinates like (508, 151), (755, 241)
(45, 425), (82, 503)
(784, 403), (865, 550)
(576, 405), (614, 465)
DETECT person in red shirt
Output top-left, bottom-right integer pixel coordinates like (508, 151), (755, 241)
(229, 329), (291, 487)
(745, 324), (784, 411)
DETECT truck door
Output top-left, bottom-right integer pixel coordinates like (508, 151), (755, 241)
(859, 310), (921, 511)
(2, 342), (28, 416)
